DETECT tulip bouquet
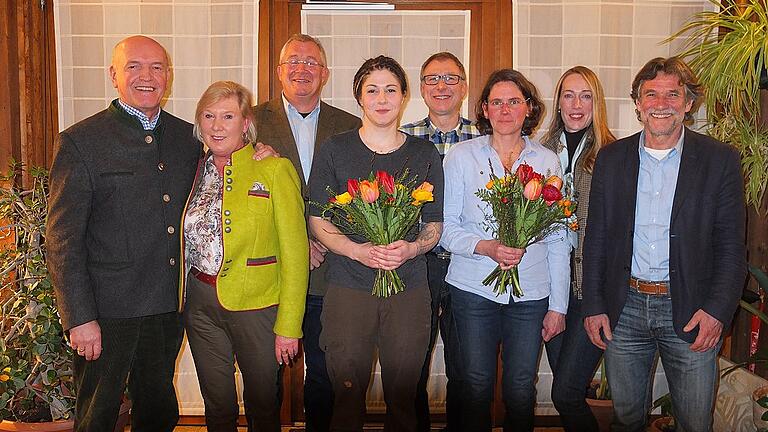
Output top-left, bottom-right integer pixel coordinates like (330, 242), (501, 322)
(476, 162), (577, 297)
(319, 170), (434, 297)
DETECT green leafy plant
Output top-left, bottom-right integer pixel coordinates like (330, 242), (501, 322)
(722, 265), (768, 375)
(0, 161), (75, 421)
(667, 0), (768, 211)
(651, 392), (675, 430)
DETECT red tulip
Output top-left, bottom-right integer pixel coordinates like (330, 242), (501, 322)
(347, 178), (361, 197)
(376, 170), (395, 194)
(541, 184), (563, 205)
(359, 180), (380, 203)
(516, 163), (534, 184)
(523, 180), (543, 200)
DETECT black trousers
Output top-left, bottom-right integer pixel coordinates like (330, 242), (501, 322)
(416, 253), (463, 432)
(73, 311), (183, 432)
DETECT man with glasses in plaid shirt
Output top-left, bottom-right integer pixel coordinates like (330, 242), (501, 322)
(401, 52), (481, 432)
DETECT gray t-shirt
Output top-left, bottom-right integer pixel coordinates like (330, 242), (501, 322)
(308, 129), (444, 292)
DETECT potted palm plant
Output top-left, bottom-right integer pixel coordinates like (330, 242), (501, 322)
(0, 161), (76, 428)
(667, 0), (768, 210)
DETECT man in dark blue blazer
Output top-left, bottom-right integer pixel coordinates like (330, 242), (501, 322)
(582, 57), (746, 431)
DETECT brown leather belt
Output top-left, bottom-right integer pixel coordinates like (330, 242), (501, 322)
(629, 277), (669, 295)
(190, 267), (217, 287)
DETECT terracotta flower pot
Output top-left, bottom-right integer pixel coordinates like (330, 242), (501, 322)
(0, 420), (74, 432)
(649, 416), (674, 432)
(0, 400), (131, 432)
(753, 385), (768, 432)
(586, 396), (613, 432)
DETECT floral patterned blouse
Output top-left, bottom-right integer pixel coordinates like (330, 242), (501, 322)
(184, 155), (224, 275)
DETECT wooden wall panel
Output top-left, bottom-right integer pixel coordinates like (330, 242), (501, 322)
(0, 0), (58, 177)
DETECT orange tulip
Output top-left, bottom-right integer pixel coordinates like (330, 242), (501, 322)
(523, 180), (543, 200)
(359, 180), (380, 203)
(545, 175), (563, 190)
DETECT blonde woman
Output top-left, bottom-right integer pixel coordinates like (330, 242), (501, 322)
(540, 66), (616, 432)
(180, 81), (308, 431)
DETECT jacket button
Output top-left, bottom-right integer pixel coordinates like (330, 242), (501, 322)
(226, 185), (232, 191)
(224, 210), (231, 216)
(226, 178), (233, 184)
(158, 162), (165, 171)
(145, 135), (153, 144)
(169, 258), (176, 266)
(224, 227), (231, 233)
(226, 169), (232, 175)
(163, 194), (171, 202)
(167, 226), (175, 234)
(224, 219), (231, 225)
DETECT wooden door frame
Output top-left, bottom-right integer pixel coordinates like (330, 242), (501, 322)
(257, 0), (513, 119)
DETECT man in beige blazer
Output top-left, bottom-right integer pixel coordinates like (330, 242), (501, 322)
(252, 33), (360, 432)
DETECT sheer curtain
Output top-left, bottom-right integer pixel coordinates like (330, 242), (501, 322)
(54, 0), (259, 130)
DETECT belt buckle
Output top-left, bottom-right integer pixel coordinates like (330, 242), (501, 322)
(631, 277), (668, 295)
(435, 251), (451, 260)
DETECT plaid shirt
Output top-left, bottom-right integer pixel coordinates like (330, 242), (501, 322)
(400, 116), (482, 156)
(118, 99), (160, 130)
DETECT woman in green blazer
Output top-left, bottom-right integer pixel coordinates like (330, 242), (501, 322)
(179, 80), (309, 432)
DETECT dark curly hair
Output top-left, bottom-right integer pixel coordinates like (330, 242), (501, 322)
(475, 69), (545, 136)
(352, 55), (408, 104)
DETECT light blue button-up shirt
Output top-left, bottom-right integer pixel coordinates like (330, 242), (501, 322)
(282, 95), (320, 182)
(440, 135), (570, 312)
(631, 130), (684, 282)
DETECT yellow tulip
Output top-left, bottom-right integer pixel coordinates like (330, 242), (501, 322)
(334, 192), (353, 205)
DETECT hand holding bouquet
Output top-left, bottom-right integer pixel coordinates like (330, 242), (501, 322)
(319, 170), (434, 297)
(476, 162), (577, 297)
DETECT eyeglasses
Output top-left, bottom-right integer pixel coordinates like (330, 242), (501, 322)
(485, 98), (529, 109)
(421, 74), (464, 86)
(279, 59), (325, 70)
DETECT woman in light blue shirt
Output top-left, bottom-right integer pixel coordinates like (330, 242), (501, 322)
(440, 69), (570, 431)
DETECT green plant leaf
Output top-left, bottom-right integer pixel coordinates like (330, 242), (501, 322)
(750, 265), (768, 292)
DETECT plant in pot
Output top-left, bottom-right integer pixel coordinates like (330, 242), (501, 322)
(667, 0), (768, 211)
(585, 358), (612, 432)
(0, 162), (131, 431)
(0, 162), (76, 427)
(649, 392), (674, 432)
(724, 265), (768, 431)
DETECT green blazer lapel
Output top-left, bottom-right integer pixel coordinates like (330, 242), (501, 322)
(671, 129), (701, 225)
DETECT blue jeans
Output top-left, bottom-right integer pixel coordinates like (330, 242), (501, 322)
(605, 288), (719, 432)
(303, 294), (332, 432)
(450, 285), (548, 432)
(545, 296), (603, 432)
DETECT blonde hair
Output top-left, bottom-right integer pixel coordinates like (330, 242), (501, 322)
(193, 81), (257, 144)
(541, 66), (616, 174)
